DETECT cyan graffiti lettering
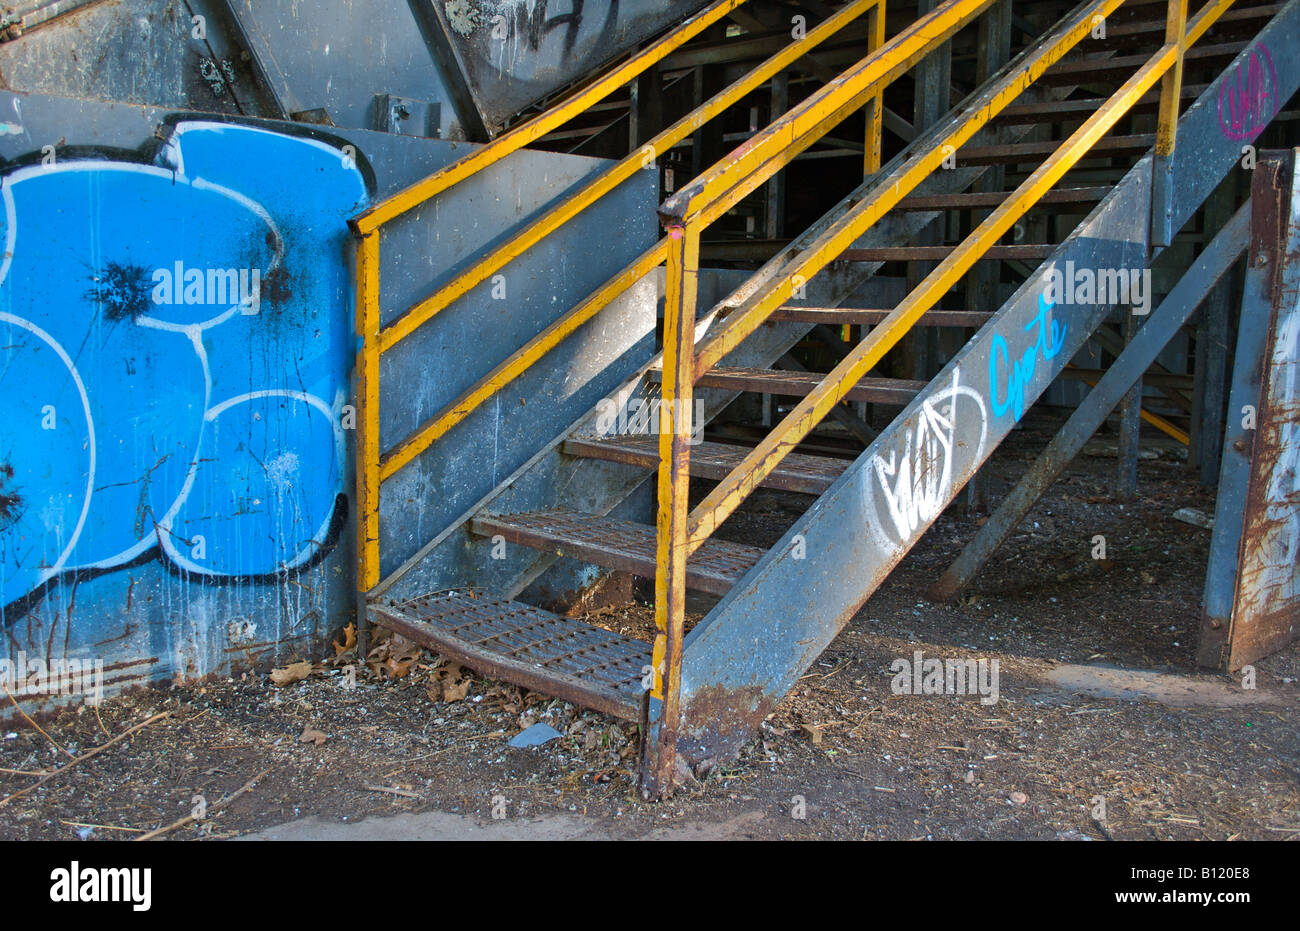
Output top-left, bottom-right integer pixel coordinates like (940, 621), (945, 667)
(990, 295), (1066, 422)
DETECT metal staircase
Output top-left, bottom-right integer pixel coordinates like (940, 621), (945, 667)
(350, 0), (1300, 798)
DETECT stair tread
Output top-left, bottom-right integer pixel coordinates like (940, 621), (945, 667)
(369, 591), (649, 720)
(472, 508), (764, 596)
(769, 305), (993, 327)
(657, 365), (925, 404)
(565, 435), (850, 495)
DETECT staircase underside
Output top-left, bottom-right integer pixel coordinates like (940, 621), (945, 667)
(364, 0), (1300, 778)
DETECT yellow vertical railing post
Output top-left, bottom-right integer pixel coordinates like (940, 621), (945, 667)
(1152, 0), (1188, 246)
(354, 232), (381, 654)
(863, 0), (887, 176)
(646, 221), (699, 798)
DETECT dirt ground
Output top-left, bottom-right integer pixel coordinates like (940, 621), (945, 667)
(1, 409), (1297, 841)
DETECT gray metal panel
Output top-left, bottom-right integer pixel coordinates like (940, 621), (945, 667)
(672, 0), (1300, 765)
(373, 148), (660, 579)
(223, 0), (477, 139)
(0, 0), (277, 116)
(418, 0), (712, 134)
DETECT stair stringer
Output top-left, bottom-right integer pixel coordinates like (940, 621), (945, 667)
(670, 4), (1300, 767)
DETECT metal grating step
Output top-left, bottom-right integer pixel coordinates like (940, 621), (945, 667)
(470, 508), (764, 596)
(563, 435), (850, 495)
(369, 591), (649, 720)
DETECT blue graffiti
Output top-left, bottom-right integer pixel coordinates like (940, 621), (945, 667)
(0, 121), (369, 615)
(989, 294), (1067, 422)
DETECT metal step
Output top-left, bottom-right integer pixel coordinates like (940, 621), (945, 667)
(369, 591), (649, 720)
(958, 134), (1155, 166)
(563, 435), (850, 495)
(994, 85), (1208, 123)
(841, 244), (1056, 261)
(650, 365), (926, 404)
(767, 306), (994, 327)
(1043, 41), (1248, 84)
(895, 187), (1109, 211)
(470, 508), (764, 596)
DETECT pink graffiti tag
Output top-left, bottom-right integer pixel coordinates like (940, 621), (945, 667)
(1218, 45), (1277, 141)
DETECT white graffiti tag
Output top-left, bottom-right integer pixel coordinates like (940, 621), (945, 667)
(867, 367), (988, 549)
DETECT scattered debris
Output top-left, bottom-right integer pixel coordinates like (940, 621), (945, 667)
(1172, 507), (1214, 529)
(508, 723), (563, 748)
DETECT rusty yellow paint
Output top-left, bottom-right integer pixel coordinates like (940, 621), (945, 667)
(661, 0), (996, 229)
(691, 0), (1127, 380)
(354, 232), (382, 593)
(350, 0), (749, 236)
(685, 39), (1183, 552)
(1075, 372), (1192, 445)
(378, 240), (668, 481)
(651, 226), (698, 779)
(377, 0), (880, 354)
(1156, 0), (1188, 157)
(863, 0), (887, 175)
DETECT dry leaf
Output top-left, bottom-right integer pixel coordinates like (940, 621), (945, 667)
(442, 675), (471, 703)
(299, 726), (327, 746)
(386, 656), (415, 680)
(333, 623), (357, 656)
(425, 663), (471, 702)
(270, 661), (313, 686)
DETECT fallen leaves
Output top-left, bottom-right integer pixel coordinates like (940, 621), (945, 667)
(270, 661), (313, 687)
(427, 664), (472, 703)
(367, 632), (422, 680)
(333, 623), (357, 656)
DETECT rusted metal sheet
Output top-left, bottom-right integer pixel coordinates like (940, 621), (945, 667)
(1208, 149), (1300, 670)
(419, 0), (716, 135)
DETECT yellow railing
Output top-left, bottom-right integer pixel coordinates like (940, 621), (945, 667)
(352, 0), (907, 611)
(351, 0), (753, 603)
(647, 0), (1234, 789)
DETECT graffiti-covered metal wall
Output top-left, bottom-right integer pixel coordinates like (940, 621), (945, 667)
(0, 86), (657, 714)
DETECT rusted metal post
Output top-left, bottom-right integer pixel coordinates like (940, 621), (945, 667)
(1198, 149), (1300, 670)
(644, 222), (699, 799)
